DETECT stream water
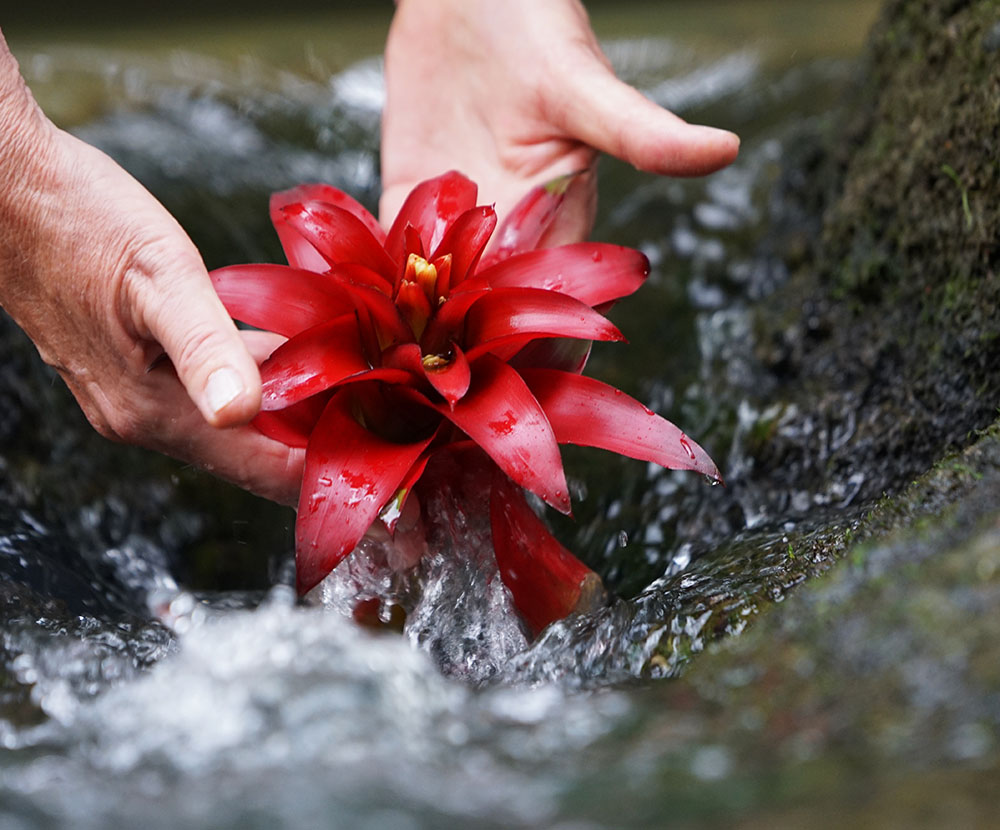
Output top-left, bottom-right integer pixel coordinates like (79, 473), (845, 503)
(8, 3), (973, 827)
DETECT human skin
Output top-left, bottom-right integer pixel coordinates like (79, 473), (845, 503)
(381, 0), (739, 235)
(0, 30), (303, 504)
(0, 2), (737, 506)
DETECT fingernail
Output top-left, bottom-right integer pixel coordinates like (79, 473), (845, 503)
(205, 366), (244, 416)
(700, 124), (739, 141)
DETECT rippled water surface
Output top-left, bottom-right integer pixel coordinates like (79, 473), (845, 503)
(1, 4), (892, 827)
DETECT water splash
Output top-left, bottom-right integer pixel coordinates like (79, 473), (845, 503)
(308, 455), (530, 684)
(0, 27), (887, 830)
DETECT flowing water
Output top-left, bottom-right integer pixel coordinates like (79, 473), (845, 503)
(3, 3), (955, 827)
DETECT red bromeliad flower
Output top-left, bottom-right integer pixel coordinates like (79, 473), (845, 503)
(210, 170), (720, 634)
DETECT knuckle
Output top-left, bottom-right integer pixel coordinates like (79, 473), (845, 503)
(60, 372), (121, 442)
(104, 407), (145, 444)
(103, 398), (165, 445)
(117, 236), (206, 339)
(81, 407), (119, 443)
(170, 322), (221, 380)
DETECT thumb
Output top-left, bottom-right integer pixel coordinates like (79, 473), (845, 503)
(554, 58), (740, 177)
(142, 260), (262, 429)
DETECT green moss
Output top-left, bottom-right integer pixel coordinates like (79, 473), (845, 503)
(744, 0), (1000, 514)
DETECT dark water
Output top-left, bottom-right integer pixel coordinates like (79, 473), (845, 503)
(13, 4), (993, 828)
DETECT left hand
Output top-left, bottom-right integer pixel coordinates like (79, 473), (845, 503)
(380, 0), (740, 240)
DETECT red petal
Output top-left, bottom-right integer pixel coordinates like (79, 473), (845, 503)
(477, 244), (649, 307)
(350, 379), (444, 444)
(379, 454), (430, 534)
(271, 183), (385, 244)
(338, 281), (413, 349)
(481, 171), (578, 267)
(520, 369), (722, 480)
(419, 278), (491, 354)
(402, 224), (425, 261)
(329, 263), (394, 296)
(260, 315), (371, 410)
(431, 254), (452, 301)
(296, 392), (435, 594)
(490, 468), (605, 635)
(279, 201), (398, 280)
(510, 339), (593, 374)
(252, 391), (332, 448)
(381, 342), (424, 373)
(381, 342), (469, 405)
(463, 287), (624, 362)
(423, 342), (471, 407)
(210, 264), (352, 337)
(412, 355), (570, 513)
(271, 184), (384, 270)
(270, 207), (329, 273)
(395, 280), (433, 340)
(430, 205), (497, 286)
(385, 171), (478, 263)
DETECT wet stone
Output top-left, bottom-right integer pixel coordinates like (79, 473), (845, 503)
(982, 21), (1000, 52)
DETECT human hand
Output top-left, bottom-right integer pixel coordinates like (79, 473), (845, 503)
(380, 0), (739, 240)
(0, 38), (303, 504)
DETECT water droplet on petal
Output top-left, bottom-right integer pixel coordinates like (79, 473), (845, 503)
(591, 250), (603, 263)
(306, 491), (327, 515)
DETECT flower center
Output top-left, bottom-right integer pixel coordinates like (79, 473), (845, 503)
(396, 253), (454, 341)
(404, 253), (438, 303)
(396, 254), (437, 340)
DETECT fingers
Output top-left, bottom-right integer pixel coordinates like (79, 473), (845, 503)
(45, 131), (266, 433)
(240, 329), (287, 363)
(71, 363), (303, 506)
(553, 58), (740, 177)
(174, 421), (305, 506)
(142, 371), (303, 505)
(137, 250), (263, 430)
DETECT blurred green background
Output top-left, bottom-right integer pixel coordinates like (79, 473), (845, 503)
(5, 1), (880, 70)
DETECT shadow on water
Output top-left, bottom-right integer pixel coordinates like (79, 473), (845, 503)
(9, 2), (998, 827)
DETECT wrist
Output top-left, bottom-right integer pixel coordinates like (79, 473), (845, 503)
(0, 31), (61, 291)
(0, 32), (52, 176)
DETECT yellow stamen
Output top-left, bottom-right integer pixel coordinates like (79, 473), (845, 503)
(405, 253), (438, 303)
(421, 354), (449, 371)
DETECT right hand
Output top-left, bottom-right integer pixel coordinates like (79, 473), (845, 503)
(0, 35), (303, 505)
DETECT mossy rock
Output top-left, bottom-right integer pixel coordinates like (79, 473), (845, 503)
(620, 0), (1000, 683)
(745, 0), (1000, 517)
